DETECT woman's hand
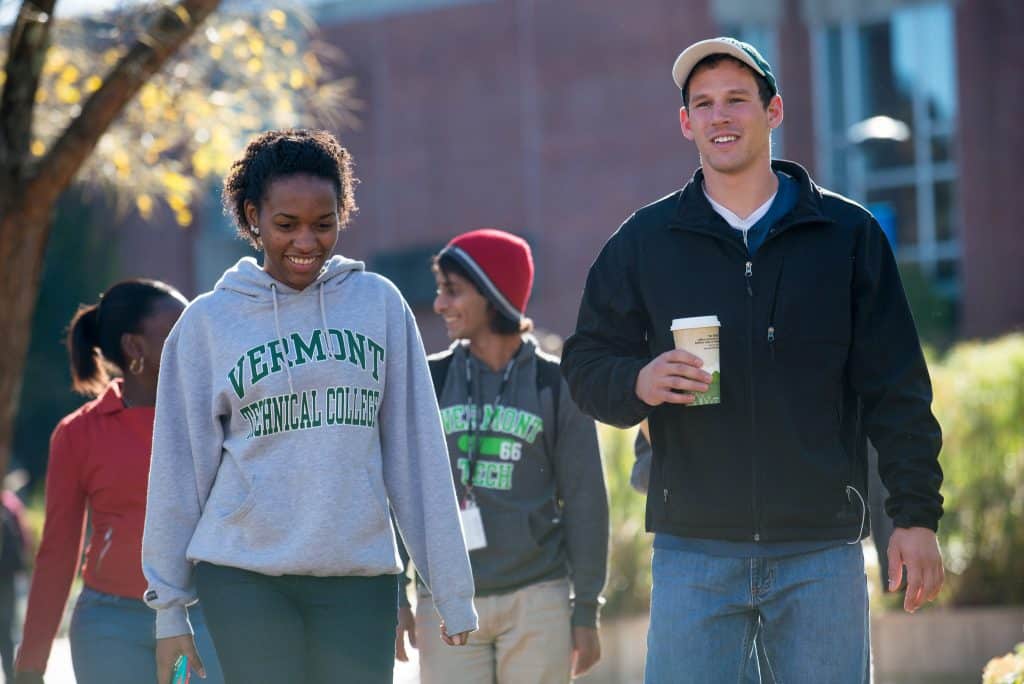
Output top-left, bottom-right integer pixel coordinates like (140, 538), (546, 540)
(155, 634), (205, 683)
(395, 605), (418, 661)
(439, 621), (470, 646)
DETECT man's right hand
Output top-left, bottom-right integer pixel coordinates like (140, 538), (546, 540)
(635, 349), (711, 406)
(395, 605), (418, 662)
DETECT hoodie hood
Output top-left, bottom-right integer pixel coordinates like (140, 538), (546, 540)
(214, 255), (365, 300)
(211, 255), (367, 395)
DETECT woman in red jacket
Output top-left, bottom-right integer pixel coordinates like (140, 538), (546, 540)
(14, 279), (222, 684)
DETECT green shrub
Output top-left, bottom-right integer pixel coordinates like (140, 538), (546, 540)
(597, 425), (652, 618)
(932, 334), (1024, 606)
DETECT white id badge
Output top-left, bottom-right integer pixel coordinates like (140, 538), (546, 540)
(459, 502), (488, 551)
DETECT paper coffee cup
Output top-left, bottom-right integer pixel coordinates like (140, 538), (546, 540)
(670, 315), (721, 406)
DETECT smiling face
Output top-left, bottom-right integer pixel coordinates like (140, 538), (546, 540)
(245, 173), (341, 291)
(433, 268), (492, 342)
(680, 59), (783, 180)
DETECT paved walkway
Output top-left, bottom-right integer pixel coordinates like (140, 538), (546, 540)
(31, 637), (420, 683)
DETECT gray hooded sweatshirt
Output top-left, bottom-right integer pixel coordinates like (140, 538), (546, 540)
(142, 256), (476, 638)
(433, 339), (608, 627)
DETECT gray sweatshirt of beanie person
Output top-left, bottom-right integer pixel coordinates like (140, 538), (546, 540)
(428, 339), (609, 627)
(142, 256), (476, 639)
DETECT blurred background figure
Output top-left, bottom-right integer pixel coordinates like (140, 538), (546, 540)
(14, 279), (223, 684)
(0, 473), (32, 682)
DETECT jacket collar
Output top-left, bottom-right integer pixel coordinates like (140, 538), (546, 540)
(95, 379), (128, 415)
(668, 159), (834, 238)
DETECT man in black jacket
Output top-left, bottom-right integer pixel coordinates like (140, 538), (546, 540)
(561, 37), (944, 683)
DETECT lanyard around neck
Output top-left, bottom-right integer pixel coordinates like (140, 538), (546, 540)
(462, 354), (516, 503)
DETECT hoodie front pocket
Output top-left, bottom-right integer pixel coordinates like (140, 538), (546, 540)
(221, 474), (258, 524)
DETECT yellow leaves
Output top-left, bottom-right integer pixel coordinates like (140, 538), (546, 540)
(55, 82), (81, 105)
(192, 148), (213, 180)
(28, 4), (358, 236)
(142, 135), (170, 165)
(112, 150), (131, 179)
(172, 5), (192, 25)
(59, 65), (80, 83)
(161, 171), (192, 197)
(136, 194), (154, 219)
(138, 84), (160, 111)
(102, 48), (123, 66)
(267, 9), (287, 30)
(43, 50), (67, 76)
(166, 192), (193, 227)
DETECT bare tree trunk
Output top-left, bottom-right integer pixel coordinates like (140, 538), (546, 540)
(0, 0), (222, 476)
(0, 204), (53, 477)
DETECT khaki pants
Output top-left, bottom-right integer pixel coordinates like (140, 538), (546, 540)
(417, 578), (573, 684)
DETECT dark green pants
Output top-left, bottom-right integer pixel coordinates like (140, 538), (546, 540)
(195, 562), (398, 684)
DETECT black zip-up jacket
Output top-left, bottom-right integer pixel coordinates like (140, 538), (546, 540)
(562, 160), (943, 542)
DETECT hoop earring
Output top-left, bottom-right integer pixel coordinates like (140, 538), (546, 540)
(129, 357), (145, 375)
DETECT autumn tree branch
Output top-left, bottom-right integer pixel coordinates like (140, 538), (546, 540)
(0, 0), (57, 202)
(20, 0), (222, 212)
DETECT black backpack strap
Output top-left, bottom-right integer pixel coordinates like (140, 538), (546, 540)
(534, 354), (562, 429)
(427, 350), (455, 397)
(534, 352), (564, 478)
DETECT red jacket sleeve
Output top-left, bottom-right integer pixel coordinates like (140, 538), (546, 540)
(16, 421), (88, 674)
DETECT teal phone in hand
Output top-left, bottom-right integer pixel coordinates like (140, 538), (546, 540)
(171, 655), (190, 684)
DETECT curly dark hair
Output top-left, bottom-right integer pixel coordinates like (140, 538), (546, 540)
(221, 129), (357, 248)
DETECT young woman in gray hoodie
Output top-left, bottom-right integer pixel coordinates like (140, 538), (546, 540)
(142, 129), (476, 684)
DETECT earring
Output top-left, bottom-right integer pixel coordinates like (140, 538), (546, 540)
(129, 357), (145, 375)
(251, 224), (260, 236)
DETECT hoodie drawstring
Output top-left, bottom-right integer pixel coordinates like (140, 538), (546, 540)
(270, 284), (297, 396)
(319, 282), (336, 358)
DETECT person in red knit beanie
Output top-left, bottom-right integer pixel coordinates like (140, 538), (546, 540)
(395, 228), (610, 684)
(14, 280), (223, 684)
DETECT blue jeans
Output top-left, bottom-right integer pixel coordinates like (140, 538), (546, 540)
(645, 544), (869, 683)
(69, 586), (224, 684)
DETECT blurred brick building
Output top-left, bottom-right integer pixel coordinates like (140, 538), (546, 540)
(137, 0), (1024, 350)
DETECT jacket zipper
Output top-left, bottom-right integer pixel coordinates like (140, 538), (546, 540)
(95, 527), (113, 574)
(745, 260), (760, 542)
(766, 258), (784, 361)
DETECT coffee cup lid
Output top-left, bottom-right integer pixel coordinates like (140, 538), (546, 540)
(671, 315), (721, 330)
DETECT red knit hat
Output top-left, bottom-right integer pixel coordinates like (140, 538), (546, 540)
(439, 229), (534, 321)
